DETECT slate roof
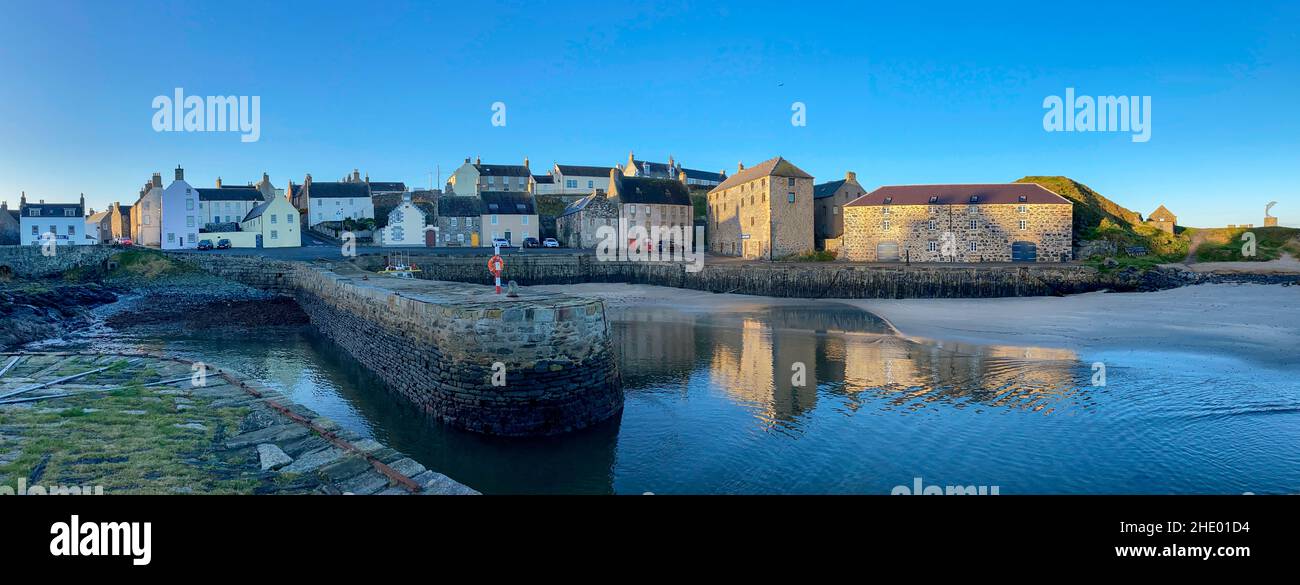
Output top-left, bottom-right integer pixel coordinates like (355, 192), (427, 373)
(681, 168), (726, 182)
(5, 209), (19, 222)
(845, 184), (1071, 207)
(305, 182), (371, 199)
(556, 164), (616, 177)
(614, 176), (691, 206)
(20, 202), (84, 218)
(368, 181), (407, 193)
(533, 175), (554, 184)
(86, 210), (110, 223)
(559, 193), (599, 217)
(196, 186), (262, 201)
(438, 196), (484, 217)
(480, 191), (536, 215)
(474, 164), (531, 178)
(813, 179), (848, 199)
(242, 200), (275, 222)
(710, 157), (813, 192)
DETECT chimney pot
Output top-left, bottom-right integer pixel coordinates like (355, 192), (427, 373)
(845, 171), (857, 182)
(174, 165), (184, 181)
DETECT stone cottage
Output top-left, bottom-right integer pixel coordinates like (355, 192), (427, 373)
(1146, 205), (1177, 234)
(840, 183), (1073, 263)
(108, 202), (132, 242)
(813, 171), (867, 246)
(436, 195), (483, 247)
(607, 169), (694, 253)
(556, 191), (619, 249)
(706, 156), (815, 259)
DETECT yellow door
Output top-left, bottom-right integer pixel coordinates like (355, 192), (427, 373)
(471, 232), (479, 247)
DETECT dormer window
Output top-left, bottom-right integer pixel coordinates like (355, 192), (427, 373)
(1018, 195), (1028, 203)
(883, 197), (893, 204)
(928, 196), (938, 204)
(969, 195), (979, 203)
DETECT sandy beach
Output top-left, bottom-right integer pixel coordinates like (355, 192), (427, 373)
(537, 282), (1300, 369)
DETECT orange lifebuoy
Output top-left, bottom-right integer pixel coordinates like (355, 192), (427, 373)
(487, 255), (505, 277)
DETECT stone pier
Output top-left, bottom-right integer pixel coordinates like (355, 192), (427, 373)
(171, 254), (624, 437)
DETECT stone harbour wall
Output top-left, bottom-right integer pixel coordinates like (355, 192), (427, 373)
(0, 245), (120, 278)
(383, 253), (1120, 298)
(169, 253), (624, 437)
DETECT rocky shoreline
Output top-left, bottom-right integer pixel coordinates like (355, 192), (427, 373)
(0, 284), (120, 348)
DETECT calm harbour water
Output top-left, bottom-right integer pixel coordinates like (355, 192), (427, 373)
(60, 300), (1300, 494)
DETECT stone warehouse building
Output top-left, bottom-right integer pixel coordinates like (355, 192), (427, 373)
(840, 183), (1073, 263)
(707, 157), (815, 259)
(813, 171), (867, 245)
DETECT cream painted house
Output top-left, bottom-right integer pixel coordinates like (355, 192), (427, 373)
(238, 194), (300, 248)
(480, 191), (538, 246)
(377, 193), (435, 246)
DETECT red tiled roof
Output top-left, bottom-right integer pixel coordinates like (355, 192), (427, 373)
(846, 183), (1071, 206)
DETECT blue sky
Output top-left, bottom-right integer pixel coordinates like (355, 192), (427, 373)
(1, 0), (1296, 227)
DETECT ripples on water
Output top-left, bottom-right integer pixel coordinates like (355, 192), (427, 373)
(49, 299), (1300, 495)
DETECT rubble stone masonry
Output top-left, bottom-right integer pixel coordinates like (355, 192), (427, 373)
(841, 203), (1072, 262)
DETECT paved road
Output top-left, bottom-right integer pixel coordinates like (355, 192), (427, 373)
(169, 240), (591, 262)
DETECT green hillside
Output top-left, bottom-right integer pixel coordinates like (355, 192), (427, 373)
(1015, 176), (1187, 263)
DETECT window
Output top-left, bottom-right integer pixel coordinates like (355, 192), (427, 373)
(271, 214), (278, 224)
(787, 177), (795, 187)
(787, 193), (795, 203)
(969, 241), (978, 252)
(969, 219), (977, 229)
(587, 180), (594, 188)
(882, 207), (891, 216)
(566, 179), (577, 189)
(167, 233), (175, 242)
(927, 241), (938, 252)
(450, 218), (458, 227)
(69, 225), (76, 235)
(1017, 205), (1028, 213)
(491, 215), (499, 225)
(186, 216), (195, 228)
(928, 220), (936, 230)
(64, 208), (77, 217)
(457, 233), (464, 243)
(288, 214), (294, 224)
(186, 199), (194, 211)
(1019, 219), (1028, 230)
(29, 209), (39, 216)
(522, 216), (529, 225)
(31, 226), (38, 235)
(882, 220), (891, 230)
(271, 230), (278, 239)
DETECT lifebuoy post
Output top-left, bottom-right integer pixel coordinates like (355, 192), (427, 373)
(488, 247), (505, 294)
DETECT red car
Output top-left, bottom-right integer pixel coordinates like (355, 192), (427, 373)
(113, 237), (133, 246)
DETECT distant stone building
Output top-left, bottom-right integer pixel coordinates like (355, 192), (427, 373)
(813, 171), (867, 244)
(85, 208), (111, 244)
(608, 169), (694, 252)
(292, 174), (374, 227)
(707, 157), (815, 259)
(436, 195), (483, 247)
(0, 200), (19, 245)
(556, 191), (619, 249)
(1146, 205), (1177, 234)
(840, 183), (1073, 263)
(108, 202), (132, 242)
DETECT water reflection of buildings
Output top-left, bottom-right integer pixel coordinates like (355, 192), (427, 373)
(611, 302), (1087, 429)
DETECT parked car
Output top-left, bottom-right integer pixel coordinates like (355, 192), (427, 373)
(196, 239), (214, 250)
(113, 237), (133, 246)
(542, 238), (560, 248)
(216, 238), (232, 250)
(522, 237), (540, 248)
(491, 238), (512, 249)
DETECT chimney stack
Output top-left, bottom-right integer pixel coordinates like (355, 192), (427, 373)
(20, 191), (25, 206)
(152, 173), (163, 188)
(175, 165), (184, 181)
(845, 171), (857, 182)
(524, 157), (530, 169)
(678, 170), (688, 184)
(305, 173), (313, 186)
(668, 155), (675, 169)
(737, 162), (745, 172)
(465, 156), (471, 163)
(352, 169), (361, 182)
(263, 172), (270, 183)
(215, 177), (223, 188)
(475, 156), (482, 165)
(80, 193), (85, 208)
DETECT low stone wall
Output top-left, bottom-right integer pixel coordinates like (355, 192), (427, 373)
(0, 245), (120, 278)
(372, 253), (1116, 298)
(168, 253), (623, 437)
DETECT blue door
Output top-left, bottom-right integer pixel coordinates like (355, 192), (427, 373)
(256, 234), (263, 248)
(1011, 241), (1037, 262)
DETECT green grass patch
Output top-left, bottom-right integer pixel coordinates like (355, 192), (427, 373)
(1193, 226), (1299, 262)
